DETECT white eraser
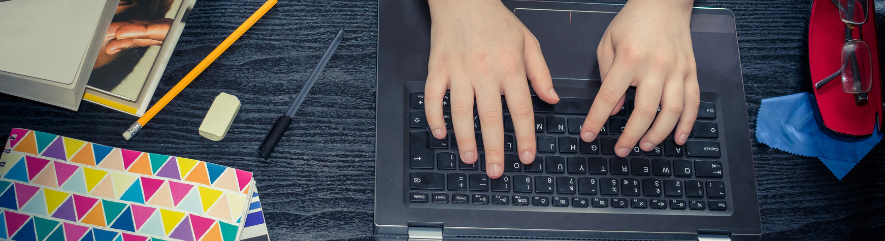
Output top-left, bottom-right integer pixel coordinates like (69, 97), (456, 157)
(199, 93), (240, 141)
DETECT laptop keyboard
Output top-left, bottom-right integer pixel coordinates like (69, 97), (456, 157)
(406, 91), (729, 213)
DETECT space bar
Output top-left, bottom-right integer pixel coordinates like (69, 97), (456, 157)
(532, 96), (592, 114)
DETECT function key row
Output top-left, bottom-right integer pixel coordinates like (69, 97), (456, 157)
(409, 193), (727, 211)
(410, 172), (727, 198)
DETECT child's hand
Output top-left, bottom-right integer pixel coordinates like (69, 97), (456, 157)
(425, 0), (559, 179)
(581, 0), (698, 157)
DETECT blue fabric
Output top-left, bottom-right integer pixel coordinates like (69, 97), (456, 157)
(756, 93), (882, 180)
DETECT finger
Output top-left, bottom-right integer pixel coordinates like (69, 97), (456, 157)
(450, 79), (479, 164)
(424, 65), (449, 140)
(106, 39), (165, 54)
(503, 77), (536, 165)
(580, 62), (633, 142)
(639, 75), (683, 151)
(523, 30), (559, 104)
(476, 84), (505, 179)
(610, 95), (626, 116)
(615, 78), (664, 157)
(115, 19), (174, 41)
(674, 72), (700, 145)
(596, 33), (626, 116)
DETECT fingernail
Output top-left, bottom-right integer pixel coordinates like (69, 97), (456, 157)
(616, 147), (630, 157)
(581, 132), (595, 142)
(549, 89), (560, 101)
(432, 128), (444, 139)
(463, 151), (476, 163)
(488, 164), (503, 178)
(640, 142), (655, 151)
(678, 134), (688, 144)
(520, 151), (534, 164)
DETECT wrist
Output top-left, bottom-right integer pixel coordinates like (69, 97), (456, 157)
(428, 0), (505, 21)
(625, 0), (693, 21)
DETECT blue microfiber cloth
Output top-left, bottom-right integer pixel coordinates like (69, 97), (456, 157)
(756, 92), (882, 180)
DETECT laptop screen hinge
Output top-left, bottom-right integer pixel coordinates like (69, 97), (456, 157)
(697, 229), (731, 241)
(408, 224), (442, 241)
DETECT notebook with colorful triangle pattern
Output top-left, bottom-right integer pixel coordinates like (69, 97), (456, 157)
(0, 129), (257, 241)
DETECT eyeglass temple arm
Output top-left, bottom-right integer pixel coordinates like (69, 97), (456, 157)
(815, 70), (841, 90)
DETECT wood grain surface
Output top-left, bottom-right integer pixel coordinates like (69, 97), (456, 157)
(1, 0), (884, 240)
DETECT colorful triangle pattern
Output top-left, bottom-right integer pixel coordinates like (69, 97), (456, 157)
(12, 131), (39, 156)
(42, 138), (67, 161)
(64, 223), (90, 241)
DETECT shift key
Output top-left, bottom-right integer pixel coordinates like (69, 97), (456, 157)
(685, 141), (720, 158)
(410, 172), (445, 190)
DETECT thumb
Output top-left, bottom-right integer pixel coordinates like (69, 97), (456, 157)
(523, 30), (559, 104)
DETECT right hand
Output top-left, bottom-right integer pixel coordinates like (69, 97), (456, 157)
(425, 0), (559, 179)
(94, 19), (173, 69)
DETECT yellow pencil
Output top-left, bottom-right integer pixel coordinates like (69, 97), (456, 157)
(123, 0), (277, 140)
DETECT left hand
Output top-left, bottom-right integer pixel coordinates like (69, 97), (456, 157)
(580, 0), (699, 157)
(94, 19), (173, 69)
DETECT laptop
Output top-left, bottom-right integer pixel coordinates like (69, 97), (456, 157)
(375, 1), (762, 240)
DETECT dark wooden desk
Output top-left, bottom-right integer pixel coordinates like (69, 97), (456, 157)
(1, 0), (883, 240)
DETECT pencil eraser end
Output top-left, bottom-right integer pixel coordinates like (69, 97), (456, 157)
(122, 132), (132, 140)
(199, 93), (240, 141)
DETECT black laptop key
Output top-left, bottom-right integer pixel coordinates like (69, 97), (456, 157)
(631, 158), (651, 176)
(670, 199), (687, 210)
(410, 92), (425, 108)
(567, 157), (587, 174)
(556, 177), (576, 194)
(553, 97), (593, 114)
(410, 172), (445, 190)
(591, 197), (608, 208)
(684, 180), (705, 197)
(410, 111), (428, 128)
(691, 122), (719, 138)
(652, 159), (672, 176)
(532, 97), (555, 113)
(685, 141), (720, 158)
(459, 159), (478, 171)
(610, 157), (629, 175)
(578, 177), (598, 195)
(534, 115), (545, 132)
(689, 200), (706, 210)
(479, 155), (485, 171)
(559, 136), (579, 153)
(504, 134), (515, 151)
(643, 144), (663, 156)
(452, 194), (469, 204)
(599, 120), (609, 135)
(697, 102), (716, 119)
(450, 133), (458, 150)
(572, 197), (590, 208)
(567, 117), (584, 134)
(491, 175), (511, 192)
(432, 193), (449, 204)
(428, 133), (448, 149)
(474, 133), (484, 150)
(504, 154), (521, 172)
(580, 139), (600, 154)
(447, 173), (467, 191)
(503, 115), (514, 132)
(600, 138), (617, 155)
(493, 195), (509, 205)
(472, 194), (489, 205)
(545, 156), (565, 173)
(442, 112), (453, 129)
(631, 198), (648, 209)
(642, 178), (662, 196)
(695, 161), (723, 178)
(546, 116), (566, 133)
(537, 135), (556, 153)
(610, 118), (627, 134)
(512, 195), (530, 206)
(513, 175), (533, 193)
(535, 176), (554, 193)
(524, 156), (543, 172)
(437, 152), (457, 170)
(663, 139), (685, 156)
(621, 178), (640, 196)
(709, 201), (727, 211)
(706, 181), (726, 198)
(614, 101), (630, 118)
(587, 157), (608, 174)
(469, 174), (489, 191)
(600, 177), (618, 195)
(611, 198), (628, 208)
(629, 145), (642, 156)
(650, 199), (667, 209)
(410, 132), (435, 169)
(410, 192), (428, 203)
(532, 196), (550, 206)
(673, 160), (693, 177)
(552, 197), (570, 207)
(664, 180), (683, 197)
